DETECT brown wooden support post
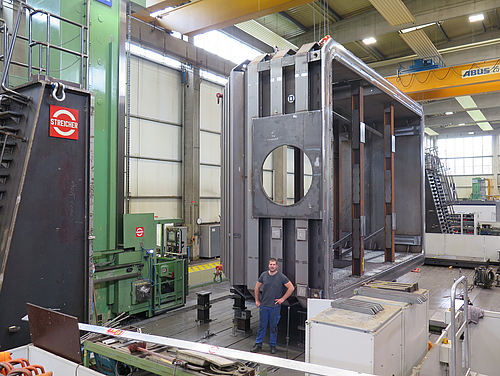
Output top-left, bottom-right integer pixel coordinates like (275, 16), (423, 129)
(352, 82), (365, 276)
(333, 118), (342, 259)
(384, 102), (395, 262)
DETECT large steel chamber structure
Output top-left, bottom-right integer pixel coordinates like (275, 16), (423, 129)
(221, 38), (424, 305)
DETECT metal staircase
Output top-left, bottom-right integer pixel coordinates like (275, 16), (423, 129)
(425, 148), (456, 234)
(0, 96), (27, 220)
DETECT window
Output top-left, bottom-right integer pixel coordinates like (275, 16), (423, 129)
(437, 135), (492, 175)
(194, 30), (262, 64)
(127, 42), (182, 70)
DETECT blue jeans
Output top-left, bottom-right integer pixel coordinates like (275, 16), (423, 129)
(255, 305), (281, 346)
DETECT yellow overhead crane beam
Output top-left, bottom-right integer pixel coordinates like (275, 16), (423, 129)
(386, 59), (500, 101)
(134, 0), (314, 37)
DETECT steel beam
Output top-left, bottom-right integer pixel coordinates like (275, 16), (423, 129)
(279, 11), (309, 32)
(386, 57), (500, 101)
(384, 102), (395, 263)
(222, 26), (274, 53)
(333, 118), (342, 259)
(135, 0), (315, 37)
(436, 22), (450, 42)
(351, 82), (365, 276)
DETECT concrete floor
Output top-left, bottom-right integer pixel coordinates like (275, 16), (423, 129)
(131, 264), (500, 375)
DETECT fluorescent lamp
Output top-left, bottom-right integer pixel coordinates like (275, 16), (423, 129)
(468, 132), (475, 134)
(400, 22), (435, 34)
(467, 110), (487, 121)
(445, 111), (453, 115)
(477, 122), (493, 131)
(363, 37), (377, 45)
(425, 127), (439, 136)
(469, 14), (484, 22)
(150, 6), (173, 18)
(459, 123), (466, 126)
(456, 95), (477, 109)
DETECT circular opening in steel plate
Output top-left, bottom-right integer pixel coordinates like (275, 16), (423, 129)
(262, 145), (313, 206)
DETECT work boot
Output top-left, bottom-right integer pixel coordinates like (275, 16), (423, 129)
(270, 346), (276, 354)
(251, 344), (262, 352)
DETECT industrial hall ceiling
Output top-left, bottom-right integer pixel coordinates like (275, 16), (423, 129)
(134, 0), (500, 137)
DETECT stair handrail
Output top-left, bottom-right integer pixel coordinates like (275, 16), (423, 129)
(1, 1), (30, 101)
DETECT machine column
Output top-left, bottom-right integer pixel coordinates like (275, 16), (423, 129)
(183, 68), (201, 259)
(384, 102), (396, 262)
(333, 118), (342, 259)
(351, 82), (365, 276)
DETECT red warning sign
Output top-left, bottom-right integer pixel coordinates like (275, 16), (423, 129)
(136, 227), (144, 237)
(49, 105), (79, 140)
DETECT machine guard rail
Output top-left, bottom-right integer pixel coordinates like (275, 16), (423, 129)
(450, 275), (470, 376)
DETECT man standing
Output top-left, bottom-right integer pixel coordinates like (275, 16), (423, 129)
(251, 258), (295, 354)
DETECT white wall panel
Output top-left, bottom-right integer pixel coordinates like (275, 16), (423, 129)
(200, 131), (221, 165)
(129, 158), (139, 196)
(128, 55), (183, 220)
(200, 165), (220, 197)
(200, 80), (223, 133)
(130, 117), (141, 157)
(132, 56), (182, 125)
(130, 198), (182, 219)
(138, 119), (181, 161)
(130, 57), (140, 116)
(200, 199), (220, 223)
(137, 160), (182, 196)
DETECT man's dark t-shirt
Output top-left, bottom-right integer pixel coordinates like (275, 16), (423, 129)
(258, 271), (290, 307)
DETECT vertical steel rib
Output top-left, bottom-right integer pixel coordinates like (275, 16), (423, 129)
(321, 39), (334, 298)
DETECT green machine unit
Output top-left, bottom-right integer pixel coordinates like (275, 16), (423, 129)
(470, 177), (487, 200)
(93, 214), (188, 323)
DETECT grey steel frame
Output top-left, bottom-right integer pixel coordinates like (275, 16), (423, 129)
(221, 37), (424, 302)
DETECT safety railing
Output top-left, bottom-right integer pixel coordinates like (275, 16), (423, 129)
(0, 0), (89, 99)
(450, 275), (471, 376)
(28, 8), (89, 88)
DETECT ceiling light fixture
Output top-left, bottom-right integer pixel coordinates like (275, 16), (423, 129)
(477, 122), (493, 131)
(424, 127), (439, 136)
(445, 111), (453, 115)
(459, 123), (466, 126)
(468, 131), (475, 134)
(400, 22), (435, 34)
(456, 95), (477, 109)
(363, 37), (377, 45)
(467, 110), (487, 121)
(469, 14), (485, 22)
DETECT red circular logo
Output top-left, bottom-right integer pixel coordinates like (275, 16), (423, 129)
(208, 346), (219, 354)
(136, 227), (144, 237)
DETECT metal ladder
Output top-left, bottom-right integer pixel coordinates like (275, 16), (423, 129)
(450, 275), (471, 376)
